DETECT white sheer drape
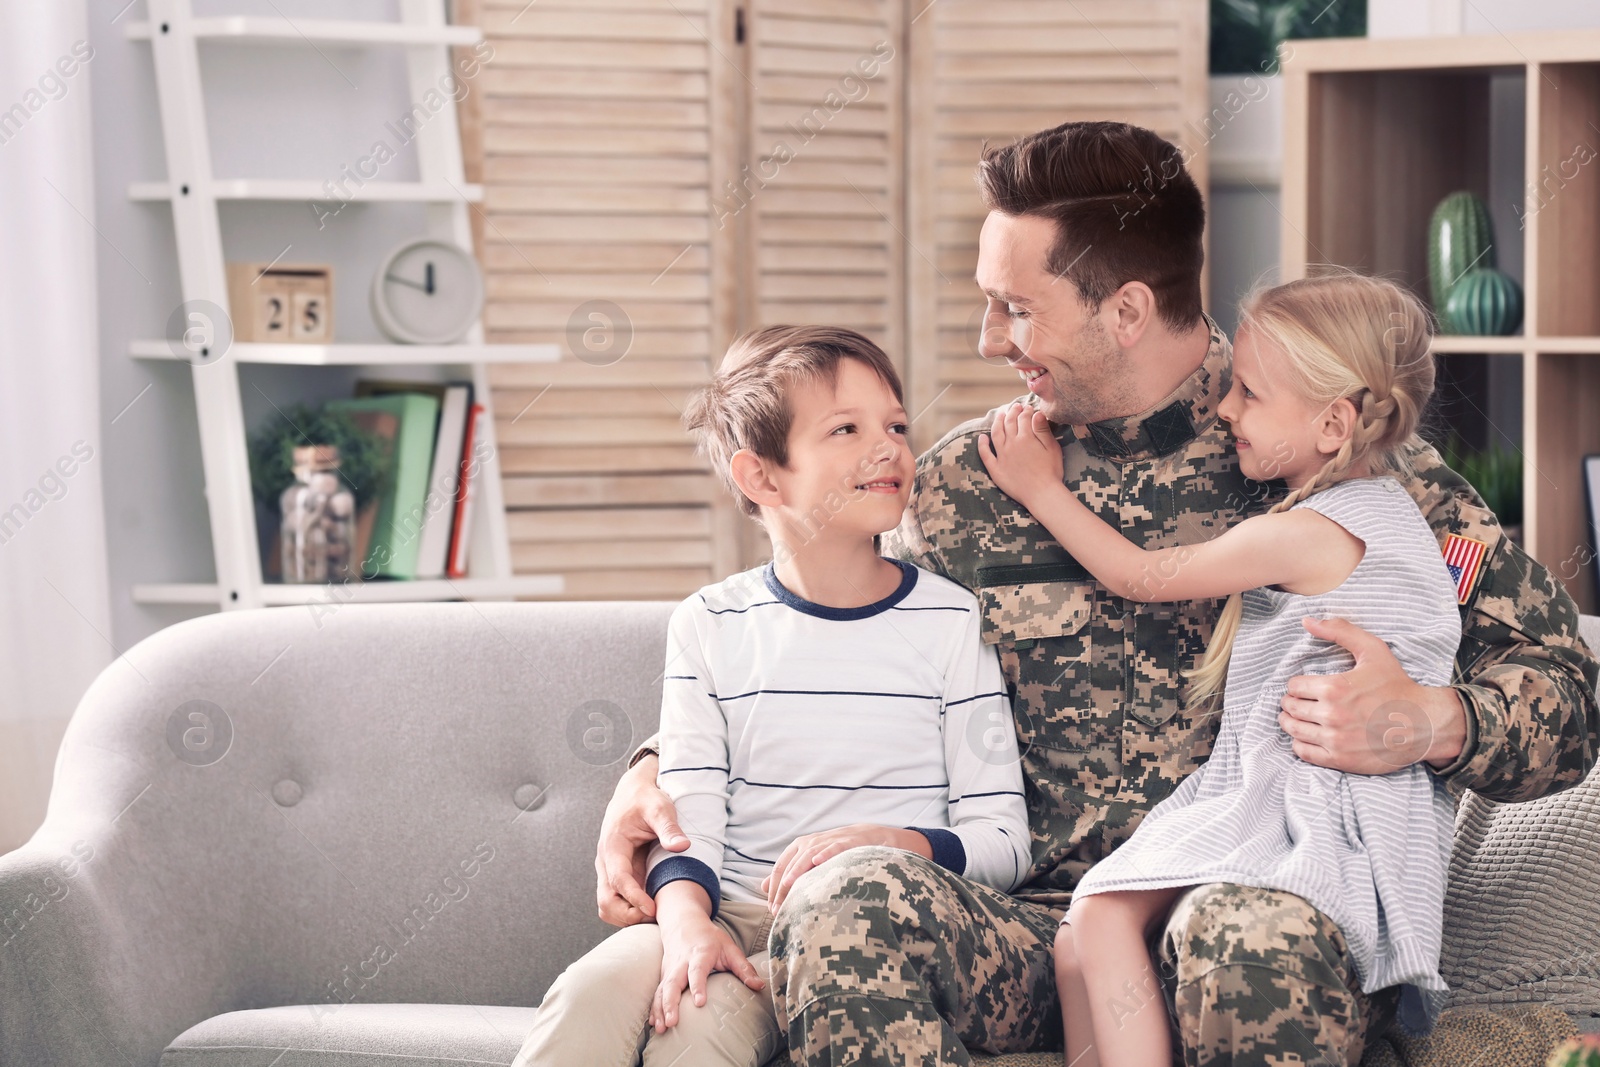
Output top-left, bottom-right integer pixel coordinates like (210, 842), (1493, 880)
(0, 0), (112, 852)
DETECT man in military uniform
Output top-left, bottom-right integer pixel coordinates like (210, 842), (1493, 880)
(594, 121), (1599, 1066)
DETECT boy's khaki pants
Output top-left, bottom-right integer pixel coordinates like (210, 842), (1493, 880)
(512, 899), (783, 1067)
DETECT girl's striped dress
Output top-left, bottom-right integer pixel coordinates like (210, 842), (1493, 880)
(1071, 475), (1464, 1037)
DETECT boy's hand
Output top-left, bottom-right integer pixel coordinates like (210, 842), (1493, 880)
(977, 401), (1063, 509)
(761, 824), (931, 913)
(651, 917), (765, 1033)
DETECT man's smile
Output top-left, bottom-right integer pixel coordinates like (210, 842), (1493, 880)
(1015, 365), (1050, 394)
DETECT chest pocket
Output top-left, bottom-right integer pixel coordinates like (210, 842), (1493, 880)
(1127, 599), (1216, 727)
(975, 562), (1095, 648)
(975, 563), (1097, 751)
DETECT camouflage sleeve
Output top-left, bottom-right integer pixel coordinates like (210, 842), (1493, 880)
(1408, 443), (1600, 803)
(1437, 542), (1600, 803)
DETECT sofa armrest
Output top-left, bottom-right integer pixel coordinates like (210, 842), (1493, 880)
(0, 651), (268, 1067)
(2, 834), (183, 1066)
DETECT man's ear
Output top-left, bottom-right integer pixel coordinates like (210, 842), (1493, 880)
(1105, 281), (1158, 348)
(1313, 396), (1360, 457)
(730, 448), (784, 510)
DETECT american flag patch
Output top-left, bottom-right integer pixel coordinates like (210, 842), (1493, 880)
(1443, 533), (1489, 605)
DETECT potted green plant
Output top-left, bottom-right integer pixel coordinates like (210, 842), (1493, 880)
(1210, 0), (1367, 75)
(1438, 431), (1524, 545)
(247, 403), (394, 579)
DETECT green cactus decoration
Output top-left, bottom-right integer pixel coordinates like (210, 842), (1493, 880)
(1547, 1034), (1600, 1067)
(1429, 191), (1495, 323)
(1445, 266), (1524, 336)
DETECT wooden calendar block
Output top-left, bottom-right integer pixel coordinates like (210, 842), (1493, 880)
(227, 263), (334, 343)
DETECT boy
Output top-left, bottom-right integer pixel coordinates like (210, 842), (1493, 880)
(512, 325), (1030, 1067)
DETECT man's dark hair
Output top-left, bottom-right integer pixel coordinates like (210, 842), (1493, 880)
(975, 121), (1206, 332)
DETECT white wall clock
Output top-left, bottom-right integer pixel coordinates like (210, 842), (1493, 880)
(370, 239), (484, 344)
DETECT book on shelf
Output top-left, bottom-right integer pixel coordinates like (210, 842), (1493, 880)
(351, 378), (476, 580)
(416, 384), (473, 579)
(342, 408), (399, 572)
(326, 392), (440, 580)
(447, 402), (486, 580)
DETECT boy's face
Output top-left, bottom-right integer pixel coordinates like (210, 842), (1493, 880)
(766, 358), (914, 542)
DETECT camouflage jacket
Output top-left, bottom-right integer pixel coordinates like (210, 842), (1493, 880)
(883, 316), (1600, 906)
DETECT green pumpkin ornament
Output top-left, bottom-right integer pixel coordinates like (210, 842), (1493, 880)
(1444, 266), (1523, 336)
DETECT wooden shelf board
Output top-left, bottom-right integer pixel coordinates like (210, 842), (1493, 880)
(1428, 337), (1600, 355)
(1430, 336), (1528, 354)
(133, 576), (567, 606)
(128, 180), (483, 203)
(129, 341), (560, 365)
(125, 17), (482, 47)
(1530, 339), (1600, 355)
(1283, 28), (1600, 72)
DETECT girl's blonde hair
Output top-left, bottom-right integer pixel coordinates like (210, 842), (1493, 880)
(1183, 267), (1438, 713)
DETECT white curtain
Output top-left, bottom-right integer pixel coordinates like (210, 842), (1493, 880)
(0, 0), (112, 853)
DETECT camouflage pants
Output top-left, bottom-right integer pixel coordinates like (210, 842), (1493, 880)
(767, 846), (1400, 1067)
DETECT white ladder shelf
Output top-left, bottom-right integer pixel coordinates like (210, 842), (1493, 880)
(129, 0), (563, 610)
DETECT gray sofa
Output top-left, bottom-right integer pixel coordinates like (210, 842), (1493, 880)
(2, 601), (1598, 1067)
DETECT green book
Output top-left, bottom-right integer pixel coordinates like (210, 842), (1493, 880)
(328, 393), (440, 580)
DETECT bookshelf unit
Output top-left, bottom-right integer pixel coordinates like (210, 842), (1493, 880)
(1281, 29), (1600, 613)
(127, 0), (564, 611)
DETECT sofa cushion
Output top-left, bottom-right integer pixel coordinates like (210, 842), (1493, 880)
(160, 1004), (538, 1067)
(1442, 760), (1600, 1012)
(1436, 615), (1600, 1013)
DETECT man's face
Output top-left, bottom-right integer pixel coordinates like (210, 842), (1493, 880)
(766, 358), (915, 543)
(973, 211), (1132, 426)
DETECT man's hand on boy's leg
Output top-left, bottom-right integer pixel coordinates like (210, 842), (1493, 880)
(595, 753), (690, 926)
(761, 824), (933, 914)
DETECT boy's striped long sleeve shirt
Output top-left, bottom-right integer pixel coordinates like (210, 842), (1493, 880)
(645, 559), (1031, 915)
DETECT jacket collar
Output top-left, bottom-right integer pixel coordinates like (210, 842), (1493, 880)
(1065, 313), (1232, 462)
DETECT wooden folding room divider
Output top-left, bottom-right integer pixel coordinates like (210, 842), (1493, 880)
(470, 0), (1211, 598)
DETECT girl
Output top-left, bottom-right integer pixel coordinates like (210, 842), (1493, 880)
(979, 270), (1463, 1067)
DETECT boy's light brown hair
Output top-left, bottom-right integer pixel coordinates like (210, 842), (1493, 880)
(684, 325), (905, 520)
